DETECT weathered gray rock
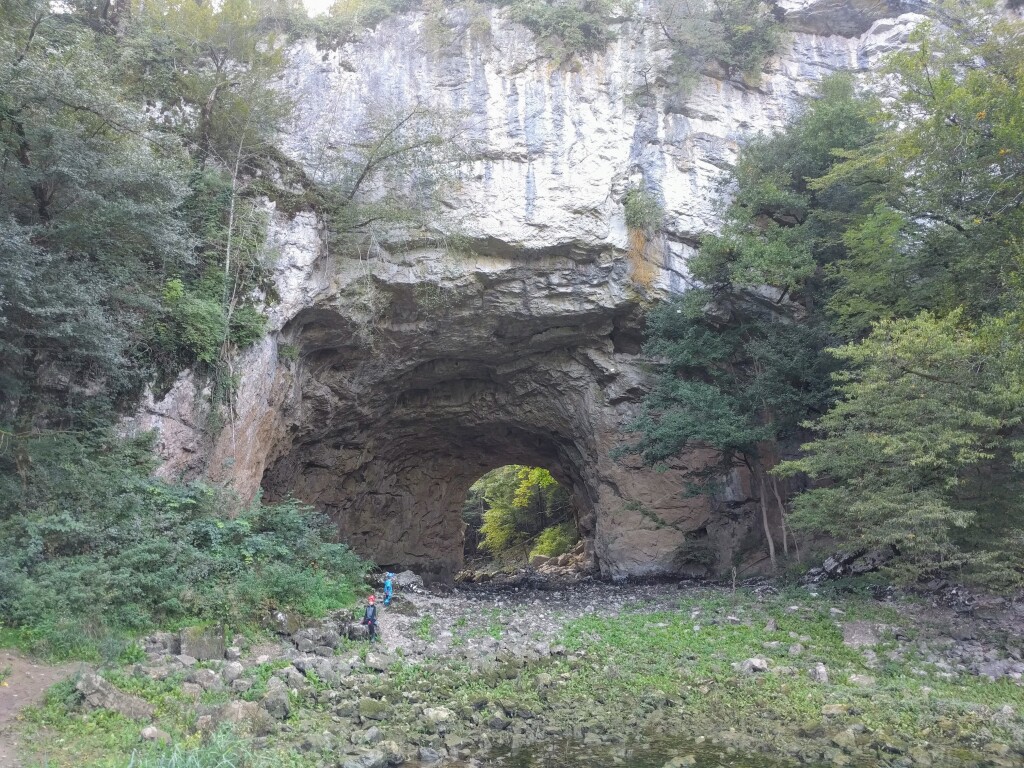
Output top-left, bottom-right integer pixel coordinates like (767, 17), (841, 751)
(810, 663), (830, 683)
(221, 661), (244, 683)
(359, 698), (388, 721)
(341, 750), (386, 768)
(76, 674), (155, 721)
(179, 625), (225, 661)
(187, 667), (222, 691)
(144, 632), (180, 656)
(393, 571), (424, 590)
(737, 657), (770, 675)
(262, 680), (291, 721)
(140, 726), (171, 744)
(418, 746), (444, 765)
(216, 700), (263, 730)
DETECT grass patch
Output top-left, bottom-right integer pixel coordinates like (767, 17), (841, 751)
(413, 615), (435, 642)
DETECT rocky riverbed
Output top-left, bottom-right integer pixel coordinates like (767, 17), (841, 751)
(16, 575), (1024, 768)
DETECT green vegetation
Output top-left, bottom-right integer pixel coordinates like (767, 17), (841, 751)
(529, 521), (577, 559)
(462, 466), (578, 562)
(15, 585), (1024, 766)
(123, 729), (305, 768)
(503, 0), (616, 60)
(623, 187), (664, 232)
(630, 3), (1024, 588)
(658, 0), (784, 88)
(414, 615), (436, 641)
(0, 430), (367, 660)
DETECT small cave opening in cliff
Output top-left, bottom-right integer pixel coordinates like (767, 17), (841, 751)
(461, 465), (582, 573)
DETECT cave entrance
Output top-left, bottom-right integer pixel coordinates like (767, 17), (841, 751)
(461, 465), (581, 571)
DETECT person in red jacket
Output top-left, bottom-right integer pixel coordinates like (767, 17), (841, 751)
(361, 594), (378, 643)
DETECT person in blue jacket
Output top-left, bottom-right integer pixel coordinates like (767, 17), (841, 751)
(383, 573), (394, 606)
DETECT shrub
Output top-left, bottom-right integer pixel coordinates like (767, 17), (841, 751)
(0, 430), (368, 659)
(623, 187), (663, 232)
(529, 522), (578, 559)
(502, 0), (616, 59)
(659, 0), (784, 88)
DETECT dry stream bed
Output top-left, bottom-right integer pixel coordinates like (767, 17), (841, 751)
(9, 577), (1024, 767)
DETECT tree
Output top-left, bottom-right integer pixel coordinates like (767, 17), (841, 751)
(657, 0), (783, 89)
(465, 466), (577, 561)
(778, 310), (1024, 588)
(625, 76), (876, 569)
(0, 0), (192, 424)
(774, 4), (1024, 587)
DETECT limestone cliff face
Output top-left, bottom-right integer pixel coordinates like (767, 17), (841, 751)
(128, 1), (926, 580)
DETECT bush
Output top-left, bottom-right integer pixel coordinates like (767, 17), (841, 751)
(502, 0), (616, 59)
(529, 523), (578, 559)
(0, 430), (368, 659)
(623, 187), (663, 232)
(659, 0), (783, 88)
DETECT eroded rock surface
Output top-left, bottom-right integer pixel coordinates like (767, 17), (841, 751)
(127, 4), (927, 579)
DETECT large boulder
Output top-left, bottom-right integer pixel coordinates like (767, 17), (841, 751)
(76, 674), (155, 720)
(178, 625), (225, 661)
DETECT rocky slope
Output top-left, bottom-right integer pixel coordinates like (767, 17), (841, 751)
(126, 1), (928, 580)
(28, 577), (1024, 768)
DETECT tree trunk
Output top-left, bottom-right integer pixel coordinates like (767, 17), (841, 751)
(757, 466), (778, 572)
(770, 475), (800, 562)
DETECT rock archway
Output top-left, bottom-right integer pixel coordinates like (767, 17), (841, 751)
(137, 234), (769, 581)
(258, 253), (636, 581)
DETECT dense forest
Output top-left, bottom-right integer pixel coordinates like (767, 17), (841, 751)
(1, 0), (1022, 663)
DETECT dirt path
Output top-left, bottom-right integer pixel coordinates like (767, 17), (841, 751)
(0, 651), (83, 768)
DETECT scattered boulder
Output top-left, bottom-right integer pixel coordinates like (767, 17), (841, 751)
(663, 757), (697, 768)
(347, 623), (371, 641)
(221, 661), (244, 683)
(187, 667), (222, 691)
(418, 746), (444, 765)
(140, 725), (171, 744)
(832, 727), (860, 751)
(76, 674), (155, 721)
(216, 700), (263, 731)
(365, 653), (394, 672)
(179, 625), (225, 661)
(262, 679), (291, 720)
(736, 657), (770, 675)
(423, 706), (453, 723)
(359, 698), (388, 721)
(848, 674), (876, 687)
(360, 726), (384, 744)
(393, 571), (423, 590)
(341, 750), (387, 768)
(810, 663), (829, 683)
(143, 632), (180, 656)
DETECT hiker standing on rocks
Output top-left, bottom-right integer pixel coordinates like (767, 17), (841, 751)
(383, 572), (394, 606)
(362, 594), (378, 643)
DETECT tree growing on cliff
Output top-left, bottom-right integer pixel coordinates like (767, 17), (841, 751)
(657, 0), (784, 89)
(633, 5), (1024, 587)
(623, 75), (875, 570)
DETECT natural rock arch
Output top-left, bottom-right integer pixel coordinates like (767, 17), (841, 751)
(258, 262), (632, 581)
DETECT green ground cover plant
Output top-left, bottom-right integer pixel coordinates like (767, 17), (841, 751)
(0, 430), (368, 661)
